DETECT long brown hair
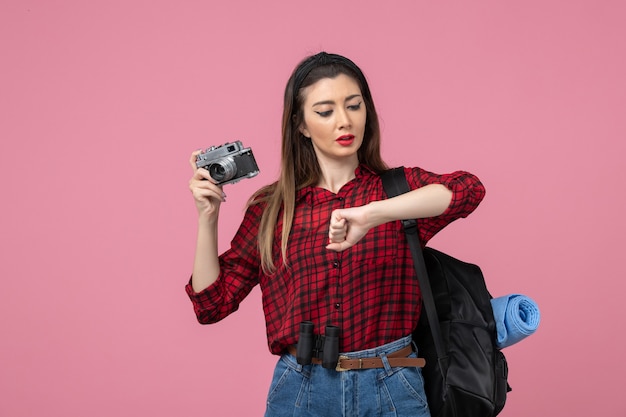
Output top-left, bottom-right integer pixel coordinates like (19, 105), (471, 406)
(250, 52), (388, 274)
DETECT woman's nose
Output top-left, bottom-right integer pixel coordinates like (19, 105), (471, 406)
(336, 108), (352, 129)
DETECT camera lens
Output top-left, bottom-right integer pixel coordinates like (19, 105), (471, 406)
(209, 164), (226, 180)
(208, 157), (236, 183)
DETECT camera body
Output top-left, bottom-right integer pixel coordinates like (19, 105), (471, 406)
(195, 141), (260, 186)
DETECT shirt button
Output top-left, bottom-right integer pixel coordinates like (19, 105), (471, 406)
(335, 303), (341, 310)
(332, 261), (339, 268)
(337, 197), (344, 201)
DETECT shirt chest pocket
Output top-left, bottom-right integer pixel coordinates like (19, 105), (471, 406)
(352, 221), (401, 265)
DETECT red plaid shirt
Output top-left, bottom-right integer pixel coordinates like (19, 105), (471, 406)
(186, 165), (485, 354)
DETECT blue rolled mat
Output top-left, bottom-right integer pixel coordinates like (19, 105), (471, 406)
(491, 294), (540, 349)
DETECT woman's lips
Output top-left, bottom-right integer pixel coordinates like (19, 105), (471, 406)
(336, 135), (355, 146)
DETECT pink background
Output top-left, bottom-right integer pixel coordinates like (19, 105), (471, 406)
(1, 1), (625, 416)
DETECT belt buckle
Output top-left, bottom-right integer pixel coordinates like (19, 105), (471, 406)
(335, 356), (364, 372)
(336, 355), (350, 372)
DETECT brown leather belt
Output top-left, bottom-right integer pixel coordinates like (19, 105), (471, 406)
(286, 344), (425, 372)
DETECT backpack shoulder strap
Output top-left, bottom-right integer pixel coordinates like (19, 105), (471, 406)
(380, 167), (449, 376)
(380, 167), (418, 232)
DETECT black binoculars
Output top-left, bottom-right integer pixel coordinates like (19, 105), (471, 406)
(295, 321), (340, 369)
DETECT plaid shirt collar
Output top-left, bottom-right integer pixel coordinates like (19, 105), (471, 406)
(295, 164), (377, 205)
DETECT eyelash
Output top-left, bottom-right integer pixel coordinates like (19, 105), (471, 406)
(315, 102), (362, 118)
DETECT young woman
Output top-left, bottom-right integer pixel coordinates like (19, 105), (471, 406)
(186, 52), (485, 417)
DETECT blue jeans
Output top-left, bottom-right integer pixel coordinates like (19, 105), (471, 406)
(264, 335), (430, 417)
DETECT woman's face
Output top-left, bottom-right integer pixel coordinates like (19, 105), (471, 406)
(299, 73), (367, 167)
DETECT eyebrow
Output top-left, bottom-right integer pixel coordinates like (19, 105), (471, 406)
(311, 94), (362, 107)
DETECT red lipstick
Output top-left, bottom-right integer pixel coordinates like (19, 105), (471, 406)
(336, 134), (355, 146)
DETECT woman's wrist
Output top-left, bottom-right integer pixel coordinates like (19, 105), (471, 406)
(197, 214), (219, 231)
(366, 200), (390, 228)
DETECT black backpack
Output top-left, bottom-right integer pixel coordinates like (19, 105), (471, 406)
(381, 167), (510, 417)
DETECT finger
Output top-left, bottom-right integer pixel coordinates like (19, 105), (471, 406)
(326, 240), (353, 252)
(192, 167), (215, 182)
(328, 232), (346, 244)
(328, 225), (346, 241)
(189, 149), (204, 172)
(330, 209), (345, 223)
(328, 212), (345, 231)
(190, 176), (225, 198)
(191, 185), (226, 203)
(328, 227), (346, 237)
(328, 218), (346, 233)
(328, 220), (347, 242)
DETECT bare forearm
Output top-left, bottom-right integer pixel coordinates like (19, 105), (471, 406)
(191, 219), (221, 293)
(369, 184), (452, 226)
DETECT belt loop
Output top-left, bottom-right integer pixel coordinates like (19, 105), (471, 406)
(381, 354), (393, 376)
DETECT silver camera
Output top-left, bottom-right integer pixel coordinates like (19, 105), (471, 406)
(195, 141), (260, 186)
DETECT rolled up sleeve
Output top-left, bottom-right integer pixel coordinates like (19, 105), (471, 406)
(184, 203), (263, 324)
(405, 167), (486, 244)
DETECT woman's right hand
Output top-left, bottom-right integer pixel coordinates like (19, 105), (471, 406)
(188, 150), (225, 222)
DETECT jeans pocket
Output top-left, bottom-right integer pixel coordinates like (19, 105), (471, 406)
(265, 356), (310, 416)
(378, 365), (430, 417)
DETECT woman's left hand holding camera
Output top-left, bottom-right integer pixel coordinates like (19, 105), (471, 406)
(189, 150), (226, 222)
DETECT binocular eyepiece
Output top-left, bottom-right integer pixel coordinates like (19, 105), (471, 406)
(296, 321), (340, 369)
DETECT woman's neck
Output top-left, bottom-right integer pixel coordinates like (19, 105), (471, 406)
(316, 158), (359, 194)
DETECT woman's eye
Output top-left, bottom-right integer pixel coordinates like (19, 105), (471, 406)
(315, 110), (333, 117)
(347, 102), (362, 111)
